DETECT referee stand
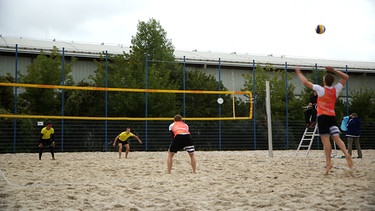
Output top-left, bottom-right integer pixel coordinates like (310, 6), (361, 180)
(294, 123), (340, 158)
(295, 124), (319, 157)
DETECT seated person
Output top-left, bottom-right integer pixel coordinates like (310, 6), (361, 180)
(304, 90), (317, 127)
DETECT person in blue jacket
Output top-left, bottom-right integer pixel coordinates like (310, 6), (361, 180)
(346, 113), (362, 158)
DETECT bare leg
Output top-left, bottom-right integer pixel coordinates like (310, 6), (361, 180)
(118, 144), (122, 159)
(125, 144), (130, 158)
(189, 153), (196, 173)
(167, 151), (175, 174)
(332, 135), (353, 169)
(320, 135), (333, 175)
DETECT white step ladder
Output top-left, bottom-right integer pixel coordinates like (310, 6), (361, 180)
(295, 124), (319, 157)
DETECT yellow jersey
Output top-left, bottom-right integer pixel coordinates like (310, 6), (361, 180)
(41, 127), (54, 139)
(119, 132), (134, 141)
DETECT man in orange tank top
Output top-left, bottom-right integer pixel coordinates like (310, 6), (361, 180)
(295, 66), (353, 176)
(167, 114), (196, 174)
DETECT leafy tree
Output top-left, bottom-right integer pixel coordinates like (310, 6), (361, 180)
(130, 18), (176, 66)
(181, 70), (234, 117)
(0, 74), (15, 149)
(70, 18), (238, 119)
(242, 65), (298, 120)
(83, 19), (178, 118)
(87, 53), (137, 117)
(65, 81), (105, 116)
(18, 47), (75, 115)
(127, 18), (180, 117)
(0, 73), (15, 113)
(349, 88), (375, 121)
(241, 65), (301, 149)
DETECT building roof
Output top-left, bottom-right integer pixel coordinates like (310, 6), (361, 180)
(1, 36), (374, 72)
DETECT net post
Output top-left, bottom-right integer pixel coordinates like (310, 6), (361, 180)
(266, 81), (273, 157)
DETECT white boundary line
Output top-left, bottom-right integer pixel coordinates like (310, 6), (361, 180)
(0, 169), (13, 186)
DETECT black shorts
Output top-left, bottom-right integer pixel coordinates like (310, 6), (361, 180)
(317, 115), (340, 136)
(169, 134), (195, 153)
(118, 140), (129, 145)
(40, 139), (53, 146)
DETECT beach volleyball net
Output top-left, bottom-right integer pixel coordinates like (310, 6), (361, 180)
(0, 82), (253, 120)
(0, 82), (253, 152)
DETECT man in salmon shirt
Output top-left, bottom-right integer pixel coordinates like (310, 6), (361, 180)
(167, 114), (196, 174)
(295, 66), (353, 176)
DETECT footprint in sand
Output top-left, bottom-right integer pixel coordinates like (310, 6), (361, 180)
(344, 169), (355, 178)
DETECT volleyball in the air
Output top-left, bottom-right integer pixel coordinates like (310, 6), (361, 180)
(315, 25), (326, 34)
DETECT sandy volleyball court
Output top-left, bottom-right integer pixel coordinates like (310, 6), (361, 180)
(1, 150), (374, 210)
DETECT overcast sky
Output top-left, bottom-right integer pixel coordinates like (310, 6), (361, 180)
(1, 0), (375, 62)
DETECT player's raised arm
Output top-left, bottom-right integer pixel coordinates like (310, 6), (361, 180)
(325, 66), (349, 86)
(295, 67), (313, 89)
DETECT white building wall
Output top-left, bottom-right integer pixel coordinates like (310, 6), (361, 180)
(1, 54), (374, 97)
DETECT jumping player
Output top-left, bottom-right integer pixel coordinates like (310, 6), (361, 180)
(295, 66), (353, 175)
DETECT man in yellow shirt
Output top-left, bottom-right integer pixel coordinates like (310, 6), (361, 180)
(113, 127), (142, 159)
(39, 122), (55, 160)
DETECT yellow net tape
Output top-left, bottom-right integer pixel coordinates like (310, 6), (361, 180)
(0, 82), (253, 121)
